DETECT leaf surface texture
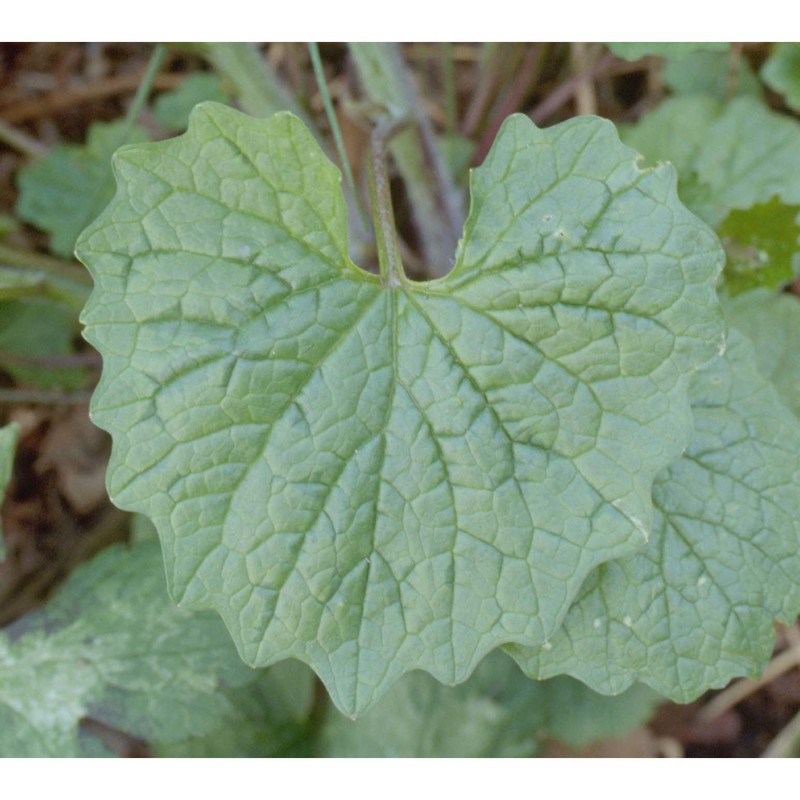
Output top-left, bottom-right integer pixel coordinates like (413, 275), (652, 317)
(77, 104), (724, 713)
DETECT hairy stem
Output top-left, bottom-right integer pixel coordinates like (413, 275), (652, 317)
(369, 116), (409, 288)
(350, 43), (464, 276)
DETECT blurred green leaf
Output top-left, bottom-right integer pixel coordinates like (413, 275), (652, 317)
(318, 651), (659, 757)
(0, 297), (86, 388)
(15, 120), (148, 259)
(724, 288), (800, 419)
(153, 73), (230, 131)
(761, 43), (800, 111)
(155, 661), (315, 757)
(622, 95), (800, 226)
(608, 42), (727, 61)
(663, 50), (761, 99)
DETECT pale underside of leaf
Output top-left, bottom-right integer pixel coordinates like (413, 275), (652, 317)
(508, 331), (800, 701)
(77, 103), (723, 714)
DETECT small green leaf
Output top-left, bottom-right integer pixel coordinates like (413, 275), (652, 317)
(0, 542), (256, 757)
(0, 422), (19, 562)
(508, 331), (800, 701)
(719, 198), (800, 295)
(663, 50), (761, 100)
(15, 121), (148, 258)
(761, 43), (800, 112)
(154, 660), (316, 757)
(77, 104), (723, 715)
(622, 95), (800, 227)
(153, 74), (230, 131)
(539, 679), (660, 750)
(0, 297), (86, 388)
(724, 288), (800, 419)
(0, 215), (17, 238)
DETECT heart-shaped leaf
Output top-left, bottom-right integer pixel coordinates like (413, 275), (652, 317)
(76, 104), (723, 714)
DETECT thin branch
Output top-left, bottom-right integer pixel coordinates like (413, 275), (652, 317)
(571, 43), (599, 116)
(0, 118), (48, 159)
(0, 244), (91, 284)
(0, 388), (94, 406)
(530, 51), (618, 125)
(473, 44), (546, 164)
(0, 73), (182, 126)
(762, 708), (800, 757)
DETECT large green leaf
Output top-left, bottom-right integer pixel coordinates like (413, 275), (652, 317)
(508, 330), (800, 701)
(724, 288), (800, 419)
(76, 103), (723, 714)
(0, 542), (256, 757)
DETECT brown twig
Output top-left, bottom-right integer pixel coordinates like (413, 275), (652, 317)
(699, 637), (800, 722)
(0, 73), (182, 125)
(0, 118), (48, 158)
(570, 43), (599, 116)
(80, 718), (151, 757)
(762, 708), (800, 757)
(473, 44), (546, 164)
(531, 51), (625, 125)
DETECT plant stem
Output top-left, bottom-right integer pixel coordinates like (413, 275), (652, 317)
(531, 50), (617, 125)
(308, 43), (370, 233)
(121, 44), (166, 139)
(441, 43), (457, 135)
(570, 43), (599, 116)
(369, 117), (408, 288)
(0, 244), (90, 284)
(350, 43), (464, 277)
